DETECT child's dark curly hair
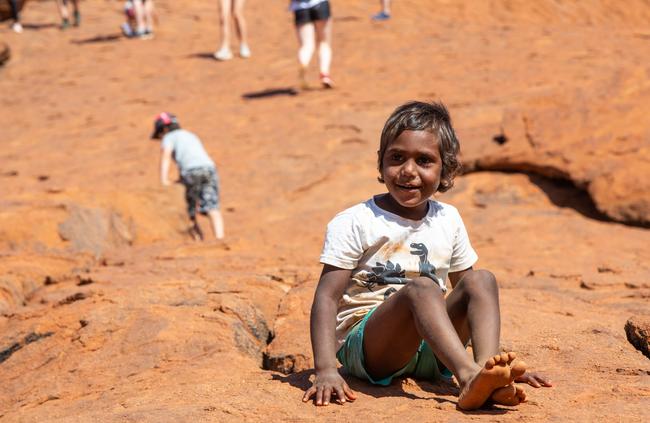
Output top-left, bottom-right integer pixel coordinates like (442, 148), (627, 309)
(377, 101), (461, 193)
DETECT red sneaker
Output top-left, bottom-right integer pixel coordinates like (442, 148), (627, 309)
(320, 73), (334, 89)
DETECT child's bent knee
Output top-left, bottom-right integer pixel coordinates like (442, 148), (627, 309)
(405, 277), (444, 298)
(463, 269), (498, 294)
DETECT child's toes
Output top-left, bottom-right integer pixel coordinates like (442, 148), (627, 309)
(515, 385), (527, 402)
(485, 354), (501, 369)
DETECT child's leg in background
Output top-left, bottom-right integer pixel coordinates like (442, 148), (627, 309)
(143, 0), (154, 33)
(7, 0), (18, 20)
(8, 0), (21, 29)
(8, 0), (22, 32)
(314, 18), (332, 80)
(57, 0), (79, 28)
(56, 0), (69, 21)
(132, 0), (145, 34)
(381, 0), (391, 15)
(296, 22), (315, 70)
(207, 209), (225, 240)
(71, 0), (80, 26)
(372, 0), (391, 20)
(217, 0), (233, 54)
(232, 0), (249, 56)
(189, 216), (204, 241)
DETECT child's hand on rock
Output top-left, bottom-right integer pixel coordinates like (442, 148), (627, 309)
(515, 371), (553, 388)
(303, 368), (357, 406)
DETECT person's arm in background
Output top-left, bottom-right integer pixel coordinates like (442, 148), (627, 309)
(160, 146), (173, 186)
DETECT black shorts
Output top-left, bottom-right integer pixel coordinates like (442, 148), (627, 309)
(294, 1), (331, 26)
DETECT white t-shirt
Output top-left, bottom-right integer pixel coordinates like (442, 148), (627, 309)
(161, 129), (215, 175)
(320, 197), (478, 349)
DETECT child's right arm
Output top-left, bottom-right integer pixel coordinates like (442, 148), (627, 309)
(302, 264), (357, 406)
(159, 146), (173, 186)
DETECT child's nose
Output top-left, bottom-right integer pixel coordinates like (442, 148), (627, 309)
(400, 159), (417, 176)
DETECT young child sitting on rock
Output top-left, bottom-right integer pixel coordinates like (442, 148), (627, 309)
(303, 101), (551, 410)
(151, 112), (225, 241)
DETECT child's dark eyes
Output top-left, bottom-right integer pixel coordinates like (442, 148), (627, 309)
(386, 153), (437, 166)
(416, 156), (435, 166)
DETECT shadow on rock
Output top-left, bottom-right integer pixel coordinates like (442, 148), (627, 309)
(270, 368), (314, 391)
(187, 52), (216, 60)
(242, 88), (299, 100)
(271, 368), (510, 413)
(526, 174), (617, 224)
(72, 34), (123, 44)
(20, 23), (58, 30)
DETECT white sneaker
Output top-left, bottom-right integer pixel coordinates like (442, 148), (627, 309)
(213, 47), (233, 61)
(120, 23), (134, 37)
(239, 44), (251, 59)
(12, 22), (23, 33)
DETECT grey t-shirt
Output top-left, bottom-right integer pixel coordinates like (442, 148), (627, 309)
(161, 129), (215, 175)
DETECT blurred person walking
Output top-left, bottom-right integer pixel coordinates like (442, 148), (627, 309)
(132, 0), (154, 39)
(214, 0), (251, 61)
(5, 0), (22, 33)
(372, 0), (391, 21)
(290, 0), (333, 89)
(56, 0), (80, 29)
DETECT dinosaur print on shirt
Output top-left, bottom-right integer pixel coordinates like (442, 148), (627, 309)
(364, 243), (438, 291)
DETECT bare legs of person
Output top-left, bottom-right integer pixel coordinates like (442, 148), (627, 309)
(132, 0), (154, 38)
(8, 0), (22, 33)
(189, 210), (224, 241)
(362, 271), (526, 410)
(314, 18), (333, 88)
(214, 0), (250, 61)
(143, 0), (154, 34)
(56, 0), (80, 29)
(295, 18), (333, 89)
(296, 22), (315, 88)
(372, 0), (391, 20)
(207, 209), (225, 240)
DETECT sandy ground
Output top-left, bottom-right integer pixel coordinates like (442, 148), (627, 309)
(0, 1), (648, 421)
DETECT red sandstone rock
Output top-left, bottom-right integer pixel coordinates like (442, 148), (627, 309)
(625, 316), (650, 359)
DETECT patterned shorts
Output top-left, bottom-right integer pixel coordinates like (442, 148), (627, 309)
(181, 166), (220, 218)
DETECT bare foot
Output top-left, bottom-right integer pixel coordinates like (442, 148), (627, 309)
(501, 352), (527, 380)
(511, 359), (526, 379)
(457, 352), (518, 410)
(489, 353), (527, 406)
(490, 384), (527, 406)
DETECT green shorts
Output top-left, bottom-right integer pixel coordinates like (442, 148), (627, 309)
(336, 308), (453, 386)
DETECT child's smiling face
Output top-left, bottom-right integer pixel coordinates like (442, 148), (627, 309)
(379, 130), (442, 218)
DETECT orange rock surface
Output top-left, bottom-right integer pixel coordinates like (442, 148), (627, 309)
(1, 1), (648, 421)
